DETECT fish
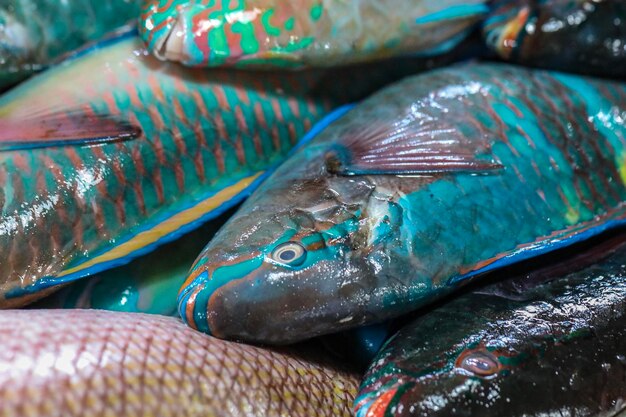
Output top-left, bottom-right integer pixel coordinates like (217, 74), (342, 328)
(0, 309), (359, 417)
(178, 62), (626, 345)
(353, 237), (626, 417)
(0, 27), (437, 308)
(139, 0), (488, 68)
(482, 0), (626, 77)
(34, 206), (236, 315)
(0, 0), (141, 89)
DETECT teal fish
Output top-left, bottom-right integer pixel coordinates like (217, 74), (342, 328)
(0, 310), (359, 417)
(139, 0), (487, 68)
(178, 63), (626, 344)
(483, 0), (626, 77)
(354, 237), (626, 417)
(0, 28), (430, 308)
(0, 0), (141, 89)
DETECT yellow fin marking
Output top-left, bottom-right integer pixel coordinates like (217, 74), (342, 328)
(57, 173), (263, 278)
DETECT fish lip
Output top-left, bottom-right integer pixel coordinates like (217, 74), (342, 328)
(154, 14), (188, 63)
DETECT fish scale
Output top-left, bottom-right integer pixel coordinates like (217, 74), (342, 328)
(0, 310), (359, 417)
(0, 29), (433, 307)
(179, 63), (626, 344)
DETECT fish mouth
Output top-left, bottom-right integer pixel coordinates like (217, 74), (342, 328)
(154, 14), (188, 63)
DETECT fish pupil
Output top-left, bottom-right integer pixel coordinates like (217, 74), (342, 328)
(280, 250), (296, 261)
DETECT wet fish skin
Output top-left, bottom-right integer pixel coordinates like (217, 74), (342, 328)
(354, 244), (626, 417)
(139, 0), (487, 68)
(0, 0), (141, 89)
(0, 309), (358, 417)
(179, 63), (626, 344)
(483, 0), (626, 77)
(0, 29), (432, 308)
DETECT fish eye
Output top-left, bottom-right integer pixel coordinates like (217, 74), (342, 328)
(457, 350), (500, 377)
(271, 242), (306, 266)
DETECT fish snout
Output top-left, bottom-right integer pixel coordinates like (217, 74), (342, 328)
(145, 0), (270, 67)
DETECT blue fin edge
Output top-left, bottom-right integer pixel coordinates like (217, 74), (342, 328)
(449, 217), (626, 285)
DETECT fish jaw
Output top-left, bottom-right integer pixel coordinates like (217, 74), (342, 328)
(141, 0), (303, 68)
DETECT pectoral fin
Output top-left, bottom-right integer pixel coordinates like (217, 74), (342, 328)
(0, 109), (141, 151)
(330, 117), (502, 176)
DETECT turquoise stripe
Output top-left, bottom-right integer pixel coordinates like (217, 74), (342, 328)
(415, 4), (488, 25)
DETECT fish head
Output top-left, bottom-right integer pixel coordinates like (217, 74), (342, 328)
(145, 0), (303, 67)
(177, 144), (400, 343)
(356, 341), (520, 417)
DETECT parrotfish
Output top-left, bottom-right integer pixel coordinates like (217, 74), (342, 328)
(139, 0), (488, 68)
(483, 0), (626, 77)
(354, 237), (626, 417)
(179, 63), (626, 345)
(0, 309), (359, 417)
(0, 0), (141, 89)
(0, 28), (432, 308)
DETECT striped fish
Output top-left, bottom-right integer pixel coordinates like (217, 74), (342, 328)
(483, 0), (626, 77)
(177, 63), (626, 344)
(0, 0), (141, 89)
(0, 28), (431, 307)
(0, 310), (359, 417)
(139, 0), (488, 68)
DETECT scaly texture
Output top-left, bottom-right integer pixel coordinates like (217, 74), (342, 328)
(355, 242), (626, 417)
(139, 0), (487, 67)
(0, 0), (141, 89)
(178, 63), (626, 344)
(0, 309), (358, 417)
(483, 0), (626, 77)
(0, 29), (428, 307)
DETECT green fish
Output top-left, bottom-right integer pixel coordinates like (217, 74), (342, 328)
(178, 63), (626, 344)
(139, 0), (488, 68)
(0, 309), (359, 417)
(0, 0), (141, 89)
(0, 28), (431, 308)
(354, 237), (626, 417)
(483, 0), (626, 77)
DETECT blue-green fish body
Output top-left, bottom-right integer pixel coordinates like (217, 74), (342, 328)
(179, 62), (626, 344)
(354, 238), (626, 416)
(0, 29), (428, 307)
(0, 0), (141, 89)
(483, 0), (626, 77)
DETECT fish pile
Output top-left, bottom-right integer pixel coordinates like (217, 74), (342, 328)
(0, 0), (625, 416)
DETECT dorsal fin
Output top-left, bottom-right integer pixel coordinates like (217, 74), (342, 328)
(329, 115), (502, 176)
(0, 110), (141, 151)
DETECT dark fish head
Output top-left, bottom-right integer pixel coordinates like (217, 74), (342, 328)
(355, 341), (521, 417)
(177, 144), (386, 343)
